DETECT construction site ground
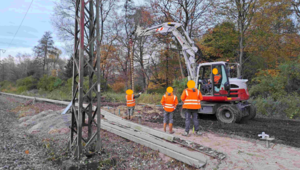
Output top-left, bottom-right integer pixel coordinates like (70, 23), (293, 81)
(1, 95), (300, 170)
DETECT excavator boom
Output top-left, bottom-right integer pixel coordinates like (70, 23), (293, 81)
(135, 22), (198, 81)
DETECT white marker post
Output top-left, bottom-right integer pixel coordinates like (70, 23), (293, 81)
(258, 132), (275, 148)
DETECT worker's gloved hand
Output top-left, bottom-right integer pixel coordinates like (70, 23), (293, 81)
(139, 92), (142, 95)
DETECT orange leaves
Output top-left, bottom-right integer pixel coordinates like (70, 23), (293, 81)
(267, 69), (280, 77)
(111, 82), (125, 93)
(245, 0), (300, 68)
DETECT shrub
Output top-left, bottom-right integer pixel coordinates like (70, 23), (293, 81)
(250, 58), (300, 100)
(38, 75), (64, 92)
(251, 94), (300, 119)
(0, 81), (14, 91)
(172, 77), (188, 102)
(16, 76), (38, 90)
(135, 84), (143, 93)
(103, 92), (126, 103)
(138, 93), (162, 104)
(16, 86), (28, 94)
(111, 82), (125, 93)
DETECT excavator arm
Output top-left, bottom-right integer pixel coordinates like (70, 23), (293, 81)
(135, 22), (199, 81)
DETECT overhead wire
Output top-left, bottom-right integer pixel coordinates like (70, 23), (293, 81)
(7, 0), (35, 48)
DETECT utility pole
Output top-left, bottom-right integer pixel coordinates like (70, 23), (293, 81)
(129, 37), (134, 92)
(70, 0), (102, 159)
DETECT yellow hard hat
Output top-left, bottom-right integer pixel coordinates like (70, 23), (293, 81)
(126, 89), (133, 95)
(166, 87), (173, 93)
(212, 68), (218, 75)
(187, 80), (196, 88)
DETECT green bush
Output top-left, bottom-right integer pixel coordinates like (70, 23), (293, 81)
(16, 86), (28, 94)
(103, 92), (126, 103)
(0, 80), (14, 91)
(249, 59), (300, 119)
(138, 93), (162, 104)
(250, 58), (300, 100)
(16, 76), (38, 90)
(38, 75), (64, 92)
(172, 77), (188, 102)
(251, 94), (300, 119)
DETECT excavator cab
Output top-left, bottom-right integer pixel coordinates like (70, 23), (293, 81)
(227, 63), (241, 79)
(197, 62), (230, 96)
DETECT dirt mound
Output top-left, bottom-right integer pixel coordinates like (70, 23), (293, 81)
(26, 110), (68, 135)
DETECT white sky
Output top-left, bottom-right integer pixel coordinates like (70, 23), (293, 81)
(0, 0), (146, 59)
(0, 0), (67, 58)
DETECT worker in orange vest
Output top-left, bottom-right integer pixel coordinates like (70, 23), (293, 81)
(213, 67), (222, 84)
(161, 87), (178, 134)
(181, 80), (203, 136)
(125, 89), (141, 120)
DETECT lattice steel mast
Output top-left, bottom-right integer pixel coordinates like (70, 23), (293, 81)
(70, 0), (101, 159)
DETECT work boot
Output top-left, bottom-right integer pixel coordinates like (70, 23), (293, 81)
(182, 131), (189, 136)
(169, 123), (174, 134)
(163, 123), (167, 132)
(196, 131), (203, 136)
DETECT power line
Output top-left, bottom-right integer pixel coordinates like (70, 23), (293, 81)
(7, 0), (34, 48)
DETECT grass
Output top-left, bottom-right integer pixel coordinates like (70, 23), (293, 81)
(103, 92), (163, 105)
(2, 88), (163, 105)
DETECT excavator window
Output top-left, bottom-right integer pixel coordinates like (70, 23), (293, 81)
(212, 64), (229, 96)
(197, 66), (212, 95)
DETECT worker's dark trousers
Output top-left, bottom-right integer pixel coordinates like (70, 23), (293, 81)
(127, 106), (135, 116)
(163, 111), (174, 124)
(185, 109), (199, 133)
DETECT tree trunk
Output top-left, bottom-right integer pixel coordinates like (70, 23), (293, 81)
(177, 50), (184, 79)
(139, 39), (146, 90)
(166, 50), (169, 87)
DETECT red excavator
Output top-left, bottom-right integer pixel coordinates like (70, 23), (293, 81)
(135, 22), (256, 123)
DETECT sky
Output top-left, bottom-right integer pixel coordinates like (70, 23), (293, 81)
(0, 0), (146, 59)
(0, 0), (67, 58)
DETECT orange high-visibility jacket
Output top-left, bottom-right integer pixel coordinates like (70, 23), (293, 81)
(181, 88), (203, 109)
(161, 92), (178, 112)
(214, 74), (222, 84)
(126, 94), (135, 107)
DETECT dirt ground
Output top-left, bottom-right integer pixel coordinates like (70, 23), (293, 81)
(0, 96), (59, 170)
(104, 103), (300, 148)
(104, 103), (300, 170)
(2, 95), (300, 170)
(0, 96), (196, 170)
(144, 107), (300, 148)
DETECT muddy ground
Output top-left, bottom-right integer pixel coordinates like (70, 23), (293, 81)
(102, 102), (300, 148)
(154, 109), (300, 148)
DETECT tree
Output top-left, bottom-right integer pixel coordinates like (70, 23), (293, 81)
(198, 22), (239, 61)
(218, 0), (258, 76)
(246, 0), (300, 68)
(64, 57), (73, 79)
(291, 0), (300, 19)
(148, 0), (214, 37)
(33, 31), (56, 74)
